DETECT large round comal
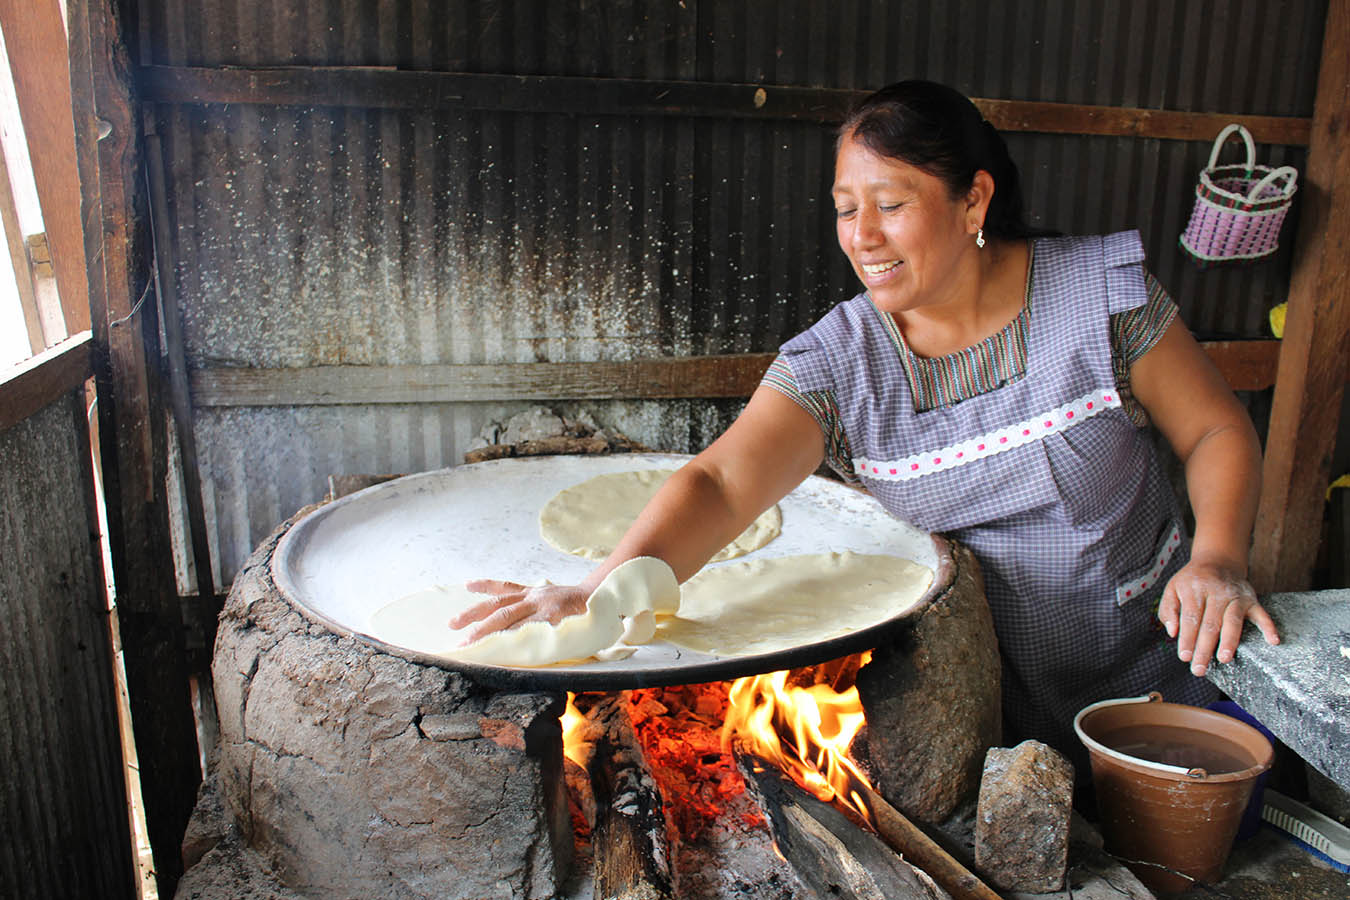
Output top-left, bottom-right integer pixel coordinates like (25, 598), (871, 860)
(272, 453), (954, 690)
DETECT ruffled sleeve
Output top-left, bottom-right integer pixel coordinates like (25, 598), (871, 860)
(1110, 269), (1180, 425)
(761, 342), (856, 481)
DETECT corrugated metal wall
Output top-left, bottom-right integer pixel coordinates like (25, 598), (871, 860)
(137, 0), (1327, 584)
(0, 395), (135, 898)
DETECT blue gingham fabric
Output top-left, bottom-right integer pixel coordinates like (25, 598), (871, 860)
(779, 231), (1217, 757)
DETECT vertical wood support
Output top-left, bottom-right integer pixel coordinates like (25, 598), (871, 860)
(1251, 0), (1350, 593)
(66, 0), (201, 895)
(0, 136), (44, 352)
(0, 0), (91, 334)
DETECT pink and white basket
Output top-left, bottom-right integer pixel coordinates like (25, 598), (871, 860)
(1179, 124), (1298, 267)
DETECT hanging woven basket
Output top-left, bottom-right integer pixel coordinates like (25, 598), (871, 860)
(1178, 124), (1298, 267)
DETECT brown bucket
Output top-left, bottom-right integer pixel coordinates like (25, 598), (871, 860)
(1074, 692), (1274, 894)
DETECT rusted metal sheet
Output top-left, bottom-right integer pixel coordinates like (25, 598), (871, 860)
(0, 392), (135, 900)
(135, 0), (1326, 583)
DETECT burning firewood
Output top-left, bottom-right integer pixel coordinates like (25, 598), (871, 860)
(738, 751), (951, 900)
(574, 693), (677, 900)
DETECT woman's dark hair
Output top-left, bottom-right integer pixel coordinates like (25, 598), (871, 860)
(839, 80), (1051, 240)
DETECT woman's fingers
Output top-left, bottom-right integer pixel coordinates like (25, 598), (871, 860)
(450, 582), (592, 645)
(449, 582), (527, 629)
(456, 598), (538, 645)
(1161, 566), (1279, 677)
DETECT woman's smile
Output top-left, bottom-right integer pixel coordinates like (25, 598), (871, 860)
(832, 132), (976, 315)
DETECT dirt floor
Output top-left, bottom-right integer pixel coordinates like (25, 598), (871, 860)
(1174, 826), (1349, 900)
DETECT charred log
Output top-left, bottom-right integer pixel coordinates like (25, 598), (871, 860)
(737, 751), (951, 900)
(579, 693), (677, 900)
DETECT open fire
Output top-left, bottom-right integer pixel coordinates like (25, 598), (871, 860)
(562, 652), (875, 843)
(561, 652), (1000, 900)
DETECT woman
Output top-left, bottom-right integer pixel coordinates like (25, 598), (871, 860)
(454, 80), (1280, 756)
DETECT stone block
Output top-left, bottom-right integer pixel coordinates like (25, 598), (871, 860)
(974, 740), (1074, 893)
(857, 540), (1002, 823)
(1206, 589), (1350, 793)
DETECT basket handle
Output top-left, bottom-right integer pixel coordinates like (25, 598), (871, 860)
(1207, 123), (1255, 173)
(1246, 165), (1299, 200)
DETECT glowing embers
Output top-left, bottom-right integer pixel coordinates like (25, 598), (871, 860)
(722, 652), (874, 824)
(627, 683), (761, 840)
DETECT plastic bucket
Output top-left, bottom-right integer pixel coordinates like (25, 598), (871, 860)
(1074, 693), (1274, 894)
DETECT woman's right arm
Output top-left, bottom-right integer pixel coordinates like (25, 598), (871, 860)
(450, 384), (827, 642)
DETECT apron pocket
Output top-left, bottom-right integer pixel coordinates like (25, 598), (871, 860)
(1114, 520), (1183, 606)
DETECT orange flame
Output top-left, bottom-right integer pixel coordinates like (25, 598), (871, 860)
(721, 655), (874, 823)
(560, 692), (588, 769)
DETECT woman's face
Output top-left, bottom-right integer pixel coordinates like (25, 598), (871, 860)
(832, 132), (976, 314)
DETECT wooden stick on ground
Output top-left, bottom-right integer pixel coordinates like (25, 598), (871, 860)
(854, 780), (1005, 900)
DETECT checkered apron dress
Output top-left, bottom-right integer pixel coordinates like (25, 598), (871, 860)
(781, 231), (1218, 757)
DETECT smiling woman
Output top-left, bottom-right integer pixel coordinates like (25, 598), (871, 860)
(457, 80), (1279, 766)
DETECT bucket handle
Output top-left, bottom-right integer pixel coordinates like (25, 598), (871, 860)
(1073, 693), (1208, 779)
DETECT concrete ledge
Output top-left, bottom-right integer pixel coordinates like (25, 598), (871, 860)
(1206, 589), (1350, 791)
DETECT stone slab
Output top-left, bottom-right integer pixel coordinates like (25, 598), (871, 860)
(1205, 589), (1350, 791)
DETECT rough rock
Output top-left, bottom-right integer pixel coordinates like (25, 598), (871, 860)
(857, 540), (1002, 823)
(933, 803), (1156, 900)
(191, 514), (572, 900)
(1205, 589), (1350, 792)
(500, 407), (569, 444)
(181, 773), (230, 872)
(174, 833), (307, 900)
(975, 741), (1075, 893)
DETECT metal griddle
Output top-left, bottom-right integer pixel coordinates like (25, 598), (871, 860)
(273, 453), (952, 691)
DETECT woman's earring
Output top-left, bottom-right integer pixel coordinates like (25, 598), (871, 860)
(976, 228), (986, 249)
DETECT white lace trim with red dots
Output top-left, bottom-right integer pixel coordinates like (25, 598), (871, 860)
(1115, 524), (1183, 606)
(851, 387), (1123, 483)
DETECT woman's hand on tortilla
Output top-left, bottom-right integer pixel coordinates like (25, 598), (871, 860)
(450, 580), (589, 646)
(1158, 560), (1279, 677)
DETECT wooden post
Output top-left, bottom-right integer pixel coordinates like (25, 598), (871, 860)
(1251, 0), (1350, 593)
(0, 0), (91, 334)
(66, 0), (202, 895)
(0, 135), (44, 352)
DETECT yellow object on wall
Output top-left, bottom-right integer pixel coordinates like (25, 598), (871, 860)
(1269, 302), (1287, 338)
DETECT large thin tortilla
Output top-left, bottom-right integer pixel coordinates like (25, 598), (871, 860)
(656, 551), (933, 657)
(539, 468), (782, 562)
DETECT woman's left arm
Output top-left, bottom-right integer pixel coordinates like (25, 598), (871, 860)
(1130, 319), (1280, 676)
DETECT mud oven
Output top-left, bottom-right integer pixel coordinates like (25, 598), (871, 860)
(176, 456), (1005, 900)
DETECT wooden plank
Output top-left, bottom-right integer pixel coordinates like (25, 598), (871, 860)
(975, 98), (1309, 147)
(138, 65), (1313, 146)
(1202, 340), (1282, 392)
(1252, 0), (1350, 593)
(188, 354), (780, 406)
(0, 331), (92, 432)
(146, 125), (215, 607)
(186, 342), (1283, 408)
(69, 0), (202, 895)
(0, 389), (137, 900)
(0, 133), (43, 353)
(0, 0), (91, 334)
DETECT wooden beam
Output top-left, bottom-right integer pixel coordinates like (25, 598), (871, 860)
(0, 0), (91, 334)
(189, 354), (780, 406)
(975, 98), (1308, 147)
(0, 135), (43, 353)
(1202, 340), (1282, 392)
(1252, 0), (1350, 593)
(69, 0), (201, 895)
(186, 342), (1283, 408)
(0, 330), (92, 432)
(137, 65), (1312, 146)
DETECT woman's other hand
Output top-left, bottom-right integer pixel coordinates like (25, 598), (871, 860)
(1158, 560), (1279, 677)
(450, 581), (590, 646)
